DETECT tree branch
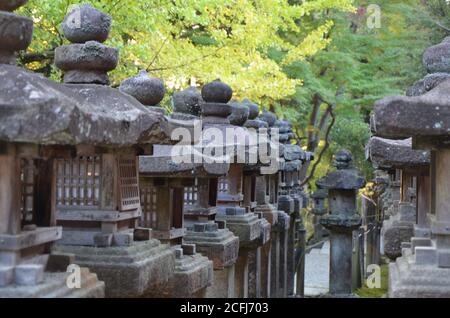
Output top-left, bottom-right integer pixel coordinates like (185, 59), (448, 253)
(306, 93), (323, 152)
(300, 98), (335, 188)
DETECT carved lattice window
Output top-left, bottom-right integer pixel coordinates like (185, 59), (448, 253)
(184, 181), (198, 206)
(56, 157), (101, 207)
(117, 157), (140, 211)
(140, 185), (157, 228)
(218, 177), (228, 193)
(20, 158), (36, 225)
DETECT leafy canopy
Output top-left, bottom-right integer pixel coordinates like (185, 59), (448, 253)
(19, 0), (354, 104)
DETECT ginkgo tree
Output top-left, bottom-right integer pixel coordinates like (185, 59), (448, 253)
(19, 0), (354, 105)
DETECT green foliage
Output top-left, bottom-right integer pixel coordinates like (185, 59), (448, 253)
(17, 0), (445, 185)
(18, 0), (354, 104)
(273, 0), (442, 184)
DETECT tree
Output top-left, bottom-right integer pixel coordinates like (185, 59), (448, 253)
(269, 0), (442, 187)
(18, 0), (354, 105)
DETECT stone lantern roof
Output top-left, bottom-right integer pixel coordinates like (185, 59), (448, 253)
(311, 188), (328, 199)
(371, 80), (450, 145)
(366, 137), (430, 170)
(0, 65), (171, 147)
(139, 144), (230, 177)
(316, 150), (366, 190)
(407, 37), (450, 96)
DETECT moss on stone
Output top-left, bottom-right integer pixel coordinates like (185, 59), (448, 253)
(354, 264), (389, 298)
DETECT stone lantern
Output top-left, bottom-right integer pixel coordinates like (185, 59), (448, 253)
(240, 100), (273, 298)
(0, 0), (105, 297)
(311, 188), (328, 242)
(275, 119), (306, 297)
(366, 137), (430, 260)
(49, 4), (177, 298)
(120, 75), (213, 297)
(244, 108), (282, 298)
(317, 150), (366, 295)
(200, 80), (263, 298)
(371, 74), (450, 297)
(258, 111), (291, 298)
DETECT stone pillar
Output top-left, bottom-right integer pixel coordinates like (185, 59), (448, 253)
(277, 211), (290, 297)
(370, 50), (450, 296)
(318, 150), (365, 296)
(415, 174), (431, 238)
(311, 189), (328, 242)
(362, 196), (378, 270)
(433, 149), (450, 258)
(251, 175), (279, 299)
(278, 194), (294, 297)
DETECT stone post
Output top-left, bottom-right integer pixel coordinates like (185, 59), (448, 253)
(317, 150), (366, 295)
(366, 137), (430, 260)
(370, 46), (450, 295)
(172, 87), (241, 297)
(311, 189), (328, 242)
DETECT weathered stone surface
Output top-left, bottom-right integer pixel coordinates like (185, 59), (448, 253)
(366, 137), (430, 169)
(0, 64), (171, 146)
(244, 119), (268, 129)
(383, 225), (414, 260)
(317, 150), (365, 190)
(202, 102), (233, 118)
(316, 169), (365, 190)
(119, 70), (165, 106)
(0, 267), (14, 287)
(62, 4), (112, 43)
(311, 188), (328, 199)
(389, 248), (450, 297)
(54, 41), (118, 84)
(54, 240), (175, 298)
(242, 99), (259, 119)
(423, 37), (450, 73)
(0, 269), (105, 298)
(407, 73), (450, 96)
(185, 228), (239, 269)
(139, 145), (230, 177)
(274, 120), (291, 134)
(258, 111), (277, 127)
(371, 80), (450, 139)
(283, 144), (304, 161)
(202, 79), (232, 103)
(0, 11), (33, 64)
(216, 213), (262, 248)
(173, 86), (203, 116)
(228, 101), (250, 126)
(14, 264), (44, 286)
(164, 253), (213, 297)
(0, 0), (28, 11)
(320, 214), (362, 233)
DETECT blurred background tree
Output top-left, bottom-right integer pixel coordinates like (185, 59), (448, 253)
(18, 0), (446, 188)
